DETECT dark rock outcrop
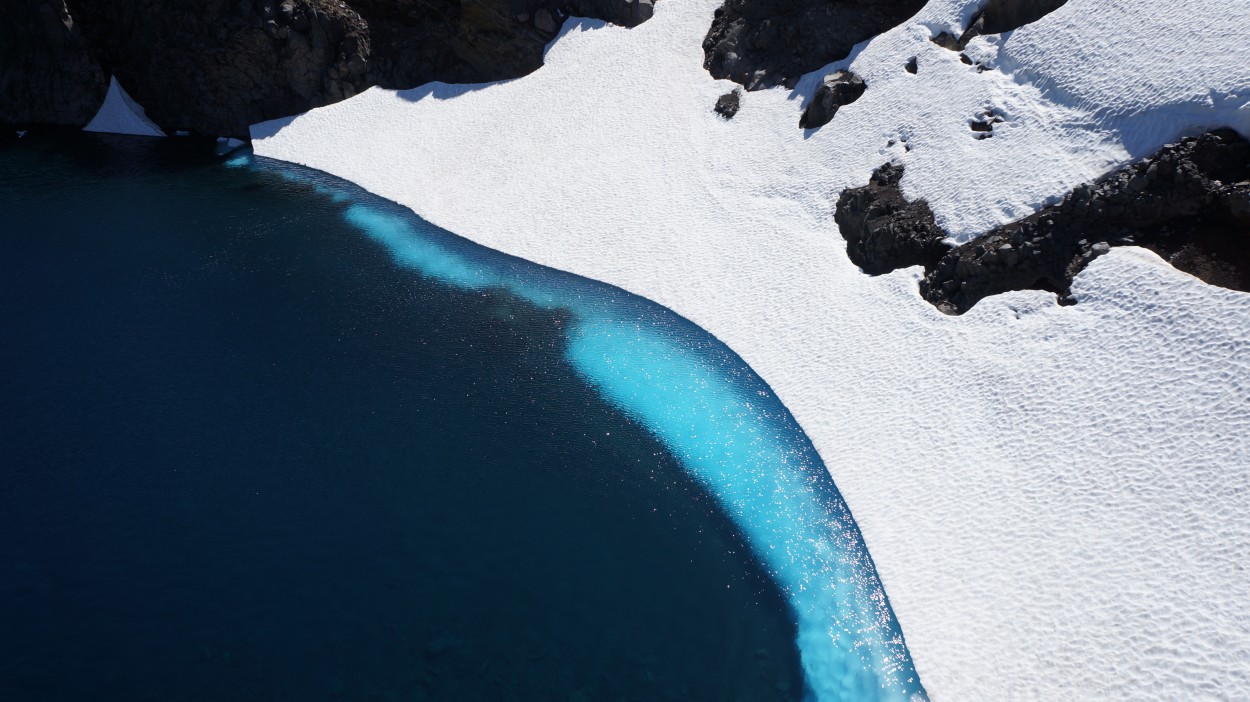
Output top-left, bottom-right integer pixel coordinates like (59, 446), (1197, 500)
(65, 0), (371, 138)
(834, 163), (948, 274)
(965, 0), (1069, 39)
(799, 71), (865, 129)
(353, 0), (653, 91)
(714, 90), (741, 119)
(836, 130), (1250, 313)
(565, 0), (654, 27)
(933, 0), (1069, 52)
(703, 0), (926, 91)
(0, 0), (107, 127)
(4, 0), (655, 137)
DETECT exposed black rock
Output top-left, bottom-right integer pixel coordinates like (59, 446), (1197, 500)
(354, 0), (654, 91)
(0, 0), (107, 128)
(714, 90), (741, 119)
(834, 163), (948, 275)
(799, 71), (865, 129)
(6, 0), (655, 137)
(934, 0), (1069, 52)
(905, 57), (918, 74)
(961, 0), (1069, 43)
(702, 0), (926, 91)
(565, 0), (654, 27)
(835, 130), (1250, 313)
(63, 0), (373, 137)
(968, 109), (1004, 139)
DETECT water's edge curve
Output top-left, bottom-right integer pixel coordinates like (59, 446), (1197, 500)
(241, 153), (928, 702)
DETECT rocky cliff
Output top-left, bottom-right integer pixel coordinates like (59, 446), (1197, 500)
(0, 1), (107, 127)
(1, 0), (654, 137)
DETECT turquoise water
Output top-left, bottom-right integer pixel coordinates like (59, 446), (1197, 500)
(0, 132), (926, 701)
(254, 159), (928, 700)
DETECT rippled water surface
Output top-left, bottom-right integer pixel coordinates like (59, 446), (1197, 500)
(0, 132), (923, 702)
(0, 134), (807, 701)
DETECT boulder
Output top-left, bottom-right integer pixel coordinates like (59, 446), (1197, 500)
(799, 71), (865, 129)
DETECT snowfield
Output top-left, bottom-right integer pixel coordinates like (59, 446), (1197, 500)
(250, 0), (1250, 698)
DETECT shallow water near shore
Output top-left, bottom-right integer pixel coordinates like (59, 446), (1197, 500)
(0, 133), (923, 701)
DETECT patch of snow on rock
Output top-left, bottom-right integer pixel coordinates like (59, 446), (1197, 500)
(84, 76), (165, 137)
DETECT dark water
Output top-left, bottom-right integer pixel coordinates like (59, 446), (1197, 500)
(0, 133), (804, 701)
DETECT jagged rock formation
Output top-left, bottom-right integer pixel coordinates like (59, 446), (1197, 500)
(0, 1), (107, 127)
(799, 71), (865, 129)
(703, 0), (926, 90)
(933, 0), (1069, 52)
(836, 129), (1250, 313)
(2, 0), (654, 136)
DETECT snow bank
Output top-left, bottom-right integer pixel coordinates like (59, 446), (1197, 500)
(84, 76), (165, 137)
(253, 0), (1250, 698)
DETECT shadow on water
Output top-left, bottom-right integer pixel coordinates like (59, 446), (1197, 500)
(0, 132), (926, 701)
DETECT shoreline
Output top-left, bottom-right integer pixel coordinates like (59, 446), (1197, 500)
(250, 0), (1250, 698)
(278, 160), (928, 700)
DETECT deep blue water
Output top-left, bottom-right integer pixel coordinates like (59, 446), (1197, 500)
(0, 133), (925, 701)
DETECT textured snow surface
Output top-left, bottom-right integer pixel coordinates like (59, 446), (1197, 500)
(253, 0), (1250, 698)
(84, 77), (165, 137)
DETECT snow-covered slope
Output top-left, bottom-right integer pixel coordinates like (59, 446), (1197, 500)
(253, 0), (1250, 698)
(84, 76), (165, 137)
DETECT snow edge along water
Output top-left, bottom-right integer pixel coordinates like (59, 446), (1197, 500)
(247, 0), (1250, 698)
(256, 158), (931, 701)
(74, 0), (1250, 698)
